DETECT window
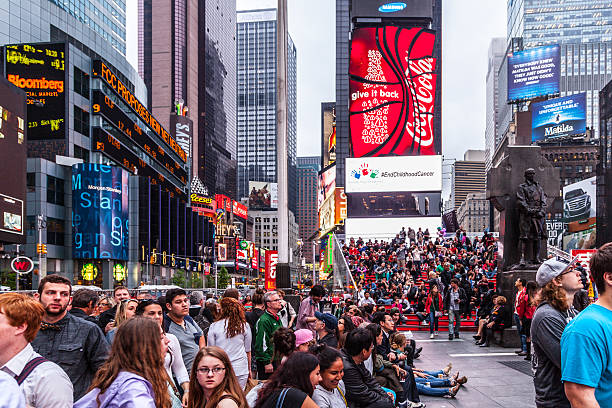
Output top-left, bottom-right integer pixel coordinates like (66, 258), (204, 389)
(74, 106), (90, 136)
(74, 67), (90, 99)
(27, 173), (36, 192)
(74, 145), (89, 162)
(47, 217), (65, 246)
(47, 175), (65, 205)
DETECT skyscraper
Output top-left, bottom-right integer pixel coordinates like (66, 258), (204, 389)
(505, 0), (612, 139)
(296, 156), (320, 261)
(139, 0), (237, 197)
(451, 150), (486, 211)
(484, 38), (506, 173)
(236, 8), (297, 213)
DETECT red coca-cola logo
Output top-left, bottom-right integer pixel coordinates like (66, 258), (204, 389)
(349, 26), (438, 157)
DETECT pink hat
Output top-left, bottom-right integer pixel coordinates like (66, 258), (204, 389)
(294, 329), (314, 347)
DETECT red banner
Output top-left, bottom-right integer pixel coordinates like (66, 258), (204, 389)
(265, 250), (278, 290)
(252, 248), (259, 270)
(349, 26), (437, 157)
(232, 201), (248, 219)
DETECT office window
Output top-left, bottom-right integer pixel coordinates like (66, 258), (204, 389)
(47, 217), (65, 246)
(74, 67), (90, 99)
(47, 175), (65, 205)
(74, 106), (90, 136)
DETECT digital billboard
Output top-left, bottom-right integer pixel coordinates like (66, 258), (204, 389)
(345, 217), (441, 240)
(347, 191), (441, 218)
(5, 43), (66, 140)
(321, 103), (336, 168)
(532, 93), (586, 142)
(563, 176), (596, 221)
(349, 26), (438, 157)
(72, 164), (129, 260)
(248, 182), (278, 209)
(335, 188), (347, 225)
(508, 45), (560, 102)
(345, 155), (442, 193)
(0, 77), (27, 244)
(318, 164), (336, 209)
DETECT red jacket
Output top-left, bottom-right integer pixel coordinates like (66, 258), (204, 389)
(515, 288), (526, 317)
(425, 293), (443, 314)
(517, 293), (536, 320)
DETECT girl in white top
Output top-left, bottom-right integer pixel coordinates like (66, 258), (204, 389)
(310, 344), (348, 408)
(136, 300), (190, 406)
(207, 297), (252, 389)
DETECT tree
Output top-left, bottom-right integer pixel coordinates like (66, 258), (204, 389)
(172, 269), (187, 287)
(191, 274), (203, 289)
(205, 266), (231, 289)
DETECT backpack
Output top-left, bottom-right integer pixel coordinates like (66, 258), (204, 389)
(16, 356), (47, 385)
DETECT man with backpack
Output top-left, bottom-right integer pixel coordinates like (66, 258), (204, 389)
(164, 288), (205, 372)
(0, 292), (73, 407)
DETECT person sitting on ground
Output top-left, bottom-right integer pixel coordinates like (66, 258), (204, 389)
(314, 312), (338, 348)
(187, 346), (248, 408)
(253, 352), (321, 408)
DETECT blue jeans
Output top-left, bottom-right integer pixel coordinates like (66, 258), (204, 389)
(415, 378), (452, 397)
(448, 309), (461, 335)
(421, 370), (444, 377)
(429, 311), (439, 334)
(514, 312), (527, 352)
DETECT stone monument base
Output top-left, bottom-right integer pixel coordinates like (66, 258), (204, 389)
(498, 269), (538, 304)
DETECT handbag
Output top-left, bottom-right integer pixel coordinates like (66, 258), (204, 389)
(434, 311), (443, 318)
(275, 388), (289, 408)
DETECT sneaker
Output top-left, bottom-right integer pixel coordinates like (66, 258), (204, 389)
(430, 333), (434, 339)
(454, 333), (460, 339)
(421, 321), (429, 326)
(514, 349), (524, 354)
(434, 331), (438, 336)
(448, 335), (454, 341)
(415, 347), (423, 355)
(517, 351), (527, 356)
(408, 402), (425, 408)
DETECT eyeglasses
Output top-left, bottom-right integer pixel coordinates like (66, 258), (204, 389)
(196, 367), (226, 375)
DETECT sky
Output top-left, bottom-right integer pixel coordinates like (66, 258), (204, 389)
(126, 0), (507, 164)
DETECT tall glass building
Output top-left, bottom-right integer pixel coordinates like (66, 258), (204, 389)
(506, 0), (612, 138)
(236, 8), (297, 214)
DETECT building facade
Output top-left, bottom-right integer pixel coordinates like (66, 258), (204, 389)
(236, 8), (297, 213)
(457, 192), (489, 233)
(451, 150), (485, 211)
(296, 156), (320, 261)
(139, 0), (237, 198)
(250, 209), (299, 265)
(484, 38), (506, 173)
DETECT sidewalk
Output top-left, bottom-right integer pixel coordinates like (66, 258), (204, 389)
(409, 331), (536, 408)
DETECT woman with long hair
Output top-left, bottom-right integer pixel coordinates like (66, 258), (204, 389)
(207, 297), (252, 388)
(477, 296), (510, 347)
(253, 352), (320, 408)
(310, 344), (347, 408)
(136, 299), (190, 405)
(425, 284), (443, 339)
(337, 314), (356, 348)
(75, 317), (174, 408)
(188, 346), (248, 408)
(106, 299), (138, 343)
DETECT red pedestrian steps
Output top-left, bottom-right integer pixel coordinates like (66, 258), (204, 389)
(396, 312), (479, 333)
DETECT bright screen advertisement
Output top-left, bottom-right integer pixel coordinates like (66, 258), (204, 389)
(5, 43), (66, 140)
(318, 164), (336, 209)
(348, 191), (441, 218)
(72, 163), (129, 260)
(349, 26), (438, 157)
(508, 45), (560, 102)
(321, 103), (336, 168)
(0, 77), (27, 243)
(248, 181), (278, 209)
(562, 176), (595, 221)
(531, 93), (586, 142)
(345, 155), (442, 193)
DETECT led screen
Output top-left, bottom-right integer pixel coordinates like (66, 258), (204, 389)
(345, 155), (442, 193)
(531, 93), (586, 142)
(508, 45), (560, 102)
(347, 191), (441, 218)
(349, 26), (438, 157)
(562, 176), (595, 222)
(345, 217), (441, 240)
(248, 182), (278, 209)
(318, 164), (336, 209)
(5, 43), (66, 140)
(321, 103), (336, 168)
(72, 163), (129, 260)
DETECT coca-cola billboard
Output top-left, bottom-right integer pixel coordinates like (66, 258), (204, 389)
(349, 26), (438, 157)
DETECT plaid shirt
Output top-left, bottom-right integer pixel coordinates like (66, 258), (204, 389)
(31, 312), (109, 400)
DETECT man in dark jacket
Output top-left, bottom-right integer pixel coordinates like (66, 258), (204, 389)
(341, 328), (394, 408)
(69, 288), (99, 324)
(443, 278), (467, 340)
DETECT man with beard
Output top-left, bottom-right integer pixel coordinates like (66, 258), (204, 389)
(31, 275), (109, 401)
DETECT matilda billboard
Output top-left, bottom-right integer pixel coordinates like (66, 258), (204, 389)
(532, 93), (586, 142)
(345, 155), (442, 193)
(349, 26), (438, 157)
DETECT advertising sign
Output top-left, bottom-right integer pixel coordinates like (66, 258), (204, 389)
(318, 164), (336, 209)
(563, 228), (596, 252)
(252, 248), (259, 270)
(248, 182), (278, 209)
(5, 43), (66, 140)
(345, 217), (441, 240)
(508, 45), (560, 102)
(190, 193), (216, 215)
(72, 163), (129, 260)
(570, 249), (596, 273)
(546, 218), (566, 248)
(218, 243), (228, 261)
(0, 78), (26, 244)
(349, 26), (438, 157)
(321, 103), (336, 168)
(232, 201), (248, 219)
(11, 256), (33, 274)
(563, 176), (596, 221)
(345, 155), (442, 193)
(170, 114), (192, 159)
(265, 250), (278, 290)
(319, 189), (336, 236)
(348, 191), (442, 217)
(532, 93), (586, 142)
(351, 0), (433, 19)
(334, 188), (347, 225)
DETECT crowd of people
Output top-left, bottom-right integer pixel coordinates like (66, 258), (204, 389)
(2, 225), (612, 407)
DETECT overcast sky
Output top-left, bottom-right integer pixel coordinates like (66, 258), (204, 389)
(126, 0), (507, 164)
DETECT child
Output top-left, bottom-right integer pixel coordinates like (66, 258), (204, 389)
(390, 332), (408, 363)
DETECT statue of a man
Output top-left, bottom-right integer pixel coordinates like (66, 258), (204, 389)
(516, 168), (547, 265)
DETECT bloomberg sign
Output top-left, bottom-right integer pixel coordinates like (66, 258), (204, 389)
(72, 164), (129, 260)
(349, 26), (438, 157)
(345, 155), (442, 193)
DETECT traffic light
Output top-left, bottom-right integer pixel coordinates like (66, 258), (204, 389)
(36, 244), (42, 254)
(42, 244), (47, 254)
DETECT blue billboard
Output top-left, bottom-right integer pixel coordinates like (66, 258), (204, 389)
(72, 164), (129, 260)
(532, 93), (586, 142)
(508, 45), (560, 102)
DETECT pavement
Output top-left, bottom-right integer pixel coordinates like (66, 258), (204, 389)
(409, 331), (536, 408)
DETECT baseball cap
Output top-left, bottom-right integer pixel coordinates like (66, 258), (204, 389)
(294, 329), (314, 347)
(315, 311), (338, 331)
(536, 258), (572, 287)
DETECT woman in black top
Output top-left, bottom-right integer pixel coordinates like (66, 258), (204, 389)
(254, 352), (321, 408)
